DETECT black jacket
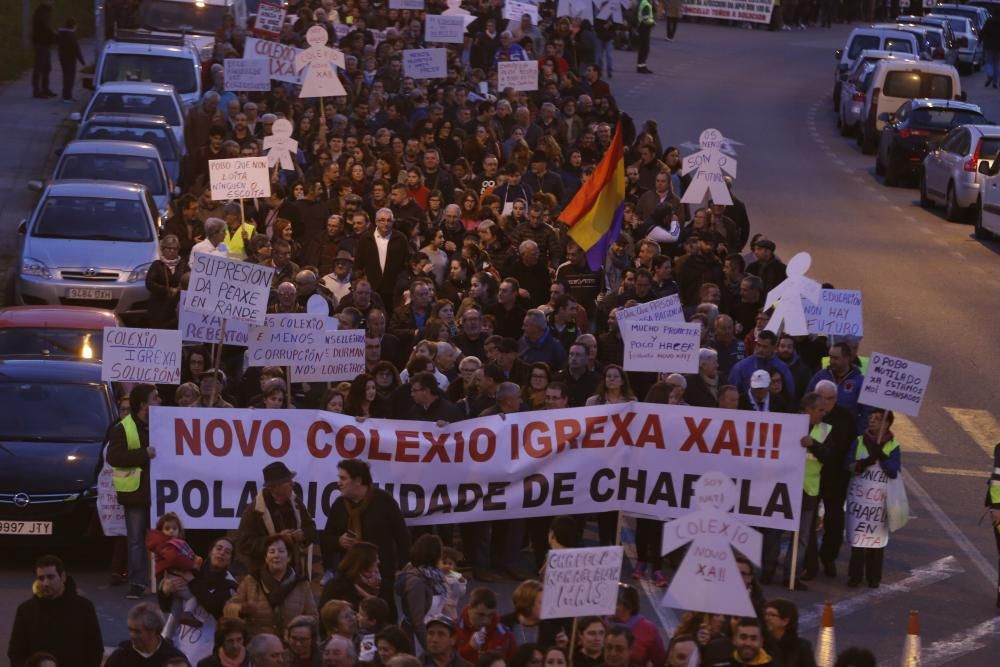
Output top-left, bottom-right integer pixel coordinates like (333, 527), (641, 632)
(8, 578), (103, 667)
(145, 258), (188, 329)
(105, 638), (185, 667)
(105, 415), (152, 506)
(354, 230), (411, 310)
(57, 28), (85, 65)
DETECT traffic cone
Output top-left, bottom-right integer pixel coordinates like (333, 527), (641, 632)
(814, 601), (836, 667)
(901, 609), (921, 666)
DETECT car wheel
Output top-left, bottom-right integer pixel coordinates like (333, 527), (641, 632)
(861, 127), (877, 155)
(833, 83), (840, 112)
(875, 151), (886, 176)
(839, 114), (851, 137)
(945, 183), (964, 222)
(884, 157), (899, 187)
(919, 172), (933, 208)
(975, 199), (991, 239)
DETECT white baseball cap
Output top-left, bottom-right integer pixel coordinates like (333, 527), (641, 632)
(750, 369), (771, 389)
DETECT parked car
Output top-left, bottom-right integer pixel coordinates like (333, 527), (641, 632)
(896, 21), (958, 67)
(0, 358), (117, 543)
(833, 27), (926, 110)
(928, 12), (983, 72)
(75, 113), (183, 185)
(75, 81), (185, 147)
(0, 306), (121, 360)
(838, 51), (918, 137)
(921, 124), (1000, 220)
(15, 181), (160, 322)
(876, 98), (988, 186)
(931, 4), (989, 31)
(89, 30), (203, 109)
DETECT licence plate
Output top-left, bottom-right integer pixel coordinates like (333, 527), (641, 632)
(0, 520), (53, 535)
(66, 287), (113, 300)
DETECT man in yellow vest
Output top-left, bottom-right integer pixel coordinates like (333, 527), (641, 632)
(222, 201), (258, 261)
(106, 384), (161, 600)
(637, 0), (655, 74)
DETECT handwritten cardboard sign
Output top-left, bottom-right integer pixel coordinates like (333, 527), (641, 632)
(224, 58), (271, 92)
(860, 352), (932, 417)
(97, 445), (126, 537)
(391, 0), (425, 8)
(244, 37), (303, 85)
(179, 291), (250, 346)
(540, 546), (624, 619)
(254, 2), (287, 37)
(504, 0), (540, 23)
(425, 14), (468, 44)
(247, 314), (328, 367)
(846, 466), (889, 548)
(187, 253), (275, 325)
(615, 293), (685, 324)
(403, 48), (448, 79)
(292, 329), (366, 382)
(498, 60), (539, 91)
(620, 321), (701, 374)
(208, 157), (271, 201)
(805, 289), (864, 338)
(102, 327), (181, 384)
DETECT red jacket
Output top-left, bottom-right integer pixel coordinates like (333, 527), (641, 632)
(455, 607), (517, 663)
(145, 529), (200, 577)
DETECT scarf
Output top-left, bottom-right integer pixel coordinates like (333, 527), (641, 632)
(218, 645), (246, 667)
(345, 488), (373, 540)
(258, 567), (302, 608)
(162, 256), (181, 272)
(357, 567), (382, 596)
(418, 565), (448, 596)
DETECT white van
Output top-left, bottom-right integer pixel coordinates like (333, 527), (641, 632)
(858, 60), (963, 154)
(833, 27), (925, 109)
(90, 31), (204, 109)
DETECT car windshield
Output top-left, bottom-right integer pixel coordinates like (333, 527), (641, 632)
(923, 31), (944, 48)
(883, 71), (954, 99)
(33, 196), (153, 242)
(141, 0), (229, 35)
(0, 329), (103, 360)
(79, 124), (177, 161)
(89, 93), (179, 125)
(0, 381), (109, 441)
(980, 138), (1000, 160)
(911, 107), (986, 128)
(57, 154), (165, 195)
(100, 53), (197, 94)
(848, 35), (881, 59)
(884, 38), (914, 53)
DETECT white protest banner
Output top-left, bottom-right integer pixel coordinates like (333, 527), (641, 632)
(425, 14), (468, 44)
(497, 60), (539, 92)
(224, 58), (271, 91)
(293, 329), (366, 382)
(254, 1), (287, 37)
(208, 157), (271, 201)
(179, 291), (250, 346)
(615, 293), (684, 324)
(504, 0), (540, 23)
(846, 467), (889, 549)
(391, 0), (425, 8)
(102, 327), (181, 384)
(403, 48), (447, 79)
(149, 404), (808, 530)
(859, 352), (932, 417)
(596, 0), (625, 23)
(557, 0), (594, 22)
(804, 289), (863, 338)
(620, 321), (701, 374)
(244, 37), (303, 84)
(682, 0), (774, 25)
(186, 253), (275, 325)
(97, 445), (126, 537)
(248, 314), (327, 366)
(540, 546), (624, 619)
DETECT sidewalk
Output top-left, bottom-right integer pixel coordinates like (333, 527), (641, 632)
(0, 39), (94, 306)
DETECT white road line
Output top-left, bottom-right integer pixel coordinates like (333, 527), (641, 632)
(951, 250), (966, 259)
(891, 205), (903, 212)
(799, 556), (963, 630)
(903, 468), (997, 585)
(893, 414), (941, 455)
(854, 177), (865, 184)
(904, 216), (917, 222)
(920, 466), (985, 477)
(914, 617), (1000, 667)
(866, 186), (877, 192)
(841, 167), (852, 174)
(943, 407), (1000, 457)
(877, 194), (889, 202)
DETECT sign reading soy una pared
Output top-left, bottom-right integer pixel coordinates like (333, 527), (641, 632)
(497, 60), (539, 91)
(179, 291), (250, 346)
(859, 352), (932, 417)
(102, 327), (181, 384)
(620, 321), (701, 374)
(224, 58), (271, 92)
(149, 404), (808, 530)
(254, 2), (287, 37)
(292, 329), (366, 382)
(403, 48), (447, 79)
(187, 253), (275, 324)
(805, 289), (864, 338)
(244, 37), (304, 84)
(682, 0), (773, 25)
(208, 157), (271, 201)
(541, 546), (624, 619)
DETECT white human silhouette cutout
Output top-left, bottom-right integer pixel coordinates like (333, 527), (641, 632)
(681, 128), (738, 206)
(263, 118), (298, 171)
(764, 252), (821, 336)
(660, 472), (762, 617)
(442, 0), (470, 15)
(295, 25), (347, 98)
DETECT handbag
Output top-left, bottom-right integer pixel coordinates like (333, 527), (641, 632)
(886, 473), (910, 532)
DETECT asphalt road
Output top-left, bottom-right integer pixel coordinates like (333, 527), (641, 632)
(2, 20), (1000, 667)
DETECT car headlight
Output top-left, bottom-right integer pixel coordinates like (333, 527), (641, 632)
(127, 262), (152, 283)
(21, 257), (52, 278)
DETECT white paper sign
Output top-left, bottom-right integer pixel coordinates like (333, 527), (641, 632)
(244, 37), (303, 85)
(846, 466), (890, 549)
(97, 444), (126, 537)
(620, 321), (701, 373)
(504, 0), (540, 23)
(425, 14), (468, 44)
(179, 291), (250, 346)
(102, 327), (181, 384)
(296, 25), (347, 98)
(248, 314), (328, 367)
(681, 128), (738, 206)
(805, 289), (864, 338)
(557, 0), (594, 21)
(187, 253), (275, 325)
(763, 252), (821, 337)
(497, 60), (539, 91)
(208, 157), (271, 201)
(541, 546), (624, 619)
(254, 2), (287, 36)
(263, 118), (298, 171)
(224, 58), (271, 91)
(615, 293), (684, 324)
(169, 605), (216, 664)
(859, 352), (932, 417)
(292, 329), (366, 382)
(403, 48), (448, 79)
(391, 0), (425, 8)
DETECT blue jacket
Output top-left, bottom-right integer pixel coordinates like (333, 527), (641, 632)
(728, 354), (795, 399)
(518, 328), (567, 370)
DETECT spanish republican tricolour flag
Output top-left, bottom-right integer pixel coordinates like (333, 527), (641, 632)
(561, 123), (626, 271)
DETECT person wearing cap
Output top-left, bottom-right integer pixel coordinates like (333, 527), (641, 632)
(728, 330), (795, 403)
(423, 615), (473, 667)
(746, 238), (787, 297)
(320, 249), (355, 303)
(522, 150), (565, 205)
(739, 368), (789, 413)
(676, 231), (725, 307)
(222, 201), (257, 261)
(235, 462), (317, 574)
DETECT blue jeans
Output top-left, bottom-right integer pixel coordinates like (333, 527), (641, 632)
(596, 40), (614, 78)
(125, 505), (150, 588)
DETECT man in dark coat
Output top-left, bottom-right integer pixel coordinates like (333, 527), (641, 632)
(32, 0), (57, 98)
(354, 208), (410, 311)
(236, 462), (317, 574)
(7, 555), (103, 667)
(322, 460), (411, 619)
(56, 18), (85, 101)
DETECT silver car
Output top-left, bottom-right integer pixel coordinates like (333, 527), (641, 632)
(928, 13), (983, 72)
(75, 81), (185, 148)
(920, 124), (1000, 221)
(15, 181), (160, 321)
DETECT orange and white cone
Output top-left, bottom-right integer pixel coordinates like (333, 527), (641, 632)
(901, 609), (921, 666)
(814, 601), (836, 667)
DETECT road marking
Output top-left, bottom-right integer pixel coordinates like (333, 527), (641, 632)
(799, 556), (963, 630)
(904, 216), (917, 222)
(891, 205), (903, 212)
(893, 414), (941, 455)
(866, 185), (877, 192)
(921, 465), (984, 477)
(951, 250), (966, 259)
(943, 407), (1000, 456)
(916, 617), (1000, 667)
(854, 177), (865, 184)
(877, 194), (889, 202)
